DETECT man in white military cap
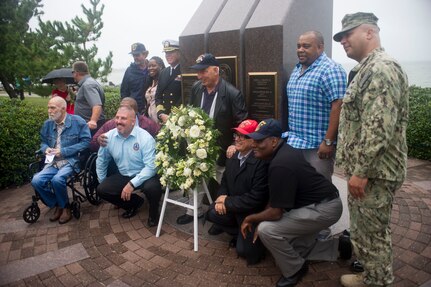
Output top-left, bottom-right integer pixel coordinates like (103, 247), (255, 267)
(155, 39), (182, 123)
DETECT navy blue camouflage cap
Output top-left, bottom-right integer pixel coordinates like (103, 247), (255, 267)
(190, 53), (219, 70)
(246, 119), (282, 140)
(333, 12), (379, 42)
(129, 42), (148, 55)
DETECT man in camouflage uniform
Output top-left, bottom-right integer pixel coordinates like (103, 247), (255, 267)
(333, 12), (409, 287)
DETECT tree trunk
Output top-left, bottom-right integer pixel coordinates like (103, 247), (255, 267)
(0, 74), (18, 99)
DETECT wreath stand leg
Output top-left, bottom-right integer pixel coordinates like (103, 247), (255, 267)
(156, 179), (212, 251)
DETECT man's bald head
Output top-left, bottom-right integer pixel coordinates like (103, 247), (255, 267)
(120, 97), (138, 114)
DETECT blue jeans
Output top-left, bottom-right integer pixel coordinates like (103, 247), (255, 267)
(31, 164), (74, 208)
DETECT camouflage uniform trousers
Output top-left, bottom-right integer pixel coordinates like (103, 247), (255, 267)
(348, 177), (402, 286)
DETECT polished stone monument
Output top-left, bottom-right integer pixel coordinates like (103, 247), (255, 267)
(180, 0), (333, 126)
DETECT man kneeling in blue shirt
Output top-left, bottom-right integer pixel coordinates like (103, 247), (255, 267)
(96, 105), (162, 227)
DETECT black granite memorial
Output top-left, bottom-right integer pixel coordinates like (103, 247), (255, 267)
(180, 0), (333, 127)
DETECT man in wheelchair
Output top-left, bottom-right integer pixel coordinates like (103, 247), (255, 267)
(96, 104), (162, 227)
(31, 97), (91, 224)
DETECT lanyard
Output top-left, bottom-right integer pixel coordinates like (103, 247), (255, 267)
(200, 91), (218, 118)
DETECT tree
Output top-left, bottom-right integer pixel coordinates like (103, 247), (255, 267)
(0, 0), (113, 99)
(38, 0), (113, 82)
(0, 0), (47, 99)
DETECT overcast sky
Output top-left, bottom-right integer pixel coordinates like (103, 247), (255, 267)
(32, 0), (431, 69)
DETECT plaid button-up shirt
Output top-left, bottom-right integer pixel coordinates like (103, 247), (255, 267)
(285, 53), (346, 149)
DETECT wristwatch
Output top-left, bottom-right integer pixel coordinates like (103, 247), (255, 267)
(324, 139), (334, 146)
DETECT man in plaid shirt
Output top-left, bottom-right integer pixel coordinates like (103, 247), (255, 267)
(285, 31), (347, 181)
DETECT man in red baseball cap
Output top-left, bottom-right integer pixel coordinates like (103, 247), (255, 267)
(205, 119), (269, 265)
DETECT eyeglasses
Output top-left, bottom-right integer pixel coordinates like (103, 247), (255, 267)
(233, 133), (247, 140)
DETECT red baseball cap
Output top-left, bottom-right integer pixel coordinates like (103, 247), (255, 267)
(233, 119), (258, 135)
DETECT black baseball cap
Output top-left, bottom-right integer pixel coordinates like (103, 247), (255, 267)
(190, 53), (219, 70)
(247, 119), (282, 140)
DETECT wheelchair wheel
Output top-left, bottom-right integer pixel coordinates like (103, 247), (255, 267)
(83, 153), (101, 205)
(71, 201), (81, 219)
(23, 204), (40, 223)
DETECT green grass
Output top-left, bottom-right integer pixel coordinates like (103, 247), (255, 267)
(24, 96), (50, 108)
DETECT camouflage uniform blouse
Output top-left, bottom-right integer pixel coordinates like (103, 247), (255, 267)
(336, 48), (409, 182)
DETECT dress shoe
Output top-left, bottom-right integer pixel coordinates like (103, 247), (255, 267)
(276, 261), (309, 287)
(147, 217), (158, 227)
(122, 198), (144, 219)
(340, 274), (366, 287)
(59, 208), (72, 224)
(176, 213), (203, 225)
(208, 224), (224, 235)
(49, 207), (63, 222)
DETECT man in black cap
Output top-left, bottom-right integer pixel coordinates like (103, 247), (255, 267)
(176, 53), (248, 225)
(334, 12), (409, 287)
(120, 42), (149, 114)
(155, 40), (182, 123)
(241, 119), (343, 287)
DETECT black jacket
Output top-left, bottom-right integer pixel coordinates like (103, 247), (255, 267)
(219, 151), (269, 214)
(189, 78), (248, 166)
(155, 65), (182, 117)
(120, 63), (149, 114)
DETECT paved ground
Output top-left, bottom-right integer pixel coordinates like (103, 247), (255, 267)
(0, 159), (430, 287)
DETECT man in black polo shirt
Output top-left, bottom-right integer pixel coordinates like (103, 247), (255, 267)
(241, 119), (343, 287)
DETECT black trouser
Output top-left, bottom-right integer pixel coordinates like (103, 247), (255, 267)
(96, 173), (162, 219)
(207, 203), (266, 264)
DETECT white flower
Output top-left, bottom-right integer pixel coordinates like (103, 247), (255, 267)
(155, 151), (164, 161)
(166, 168), (175, 175)
(196, 149), (207, 159)
(199, 163), (208, 172)
(156, 106), (218, 190)
(183, 167), (192, 177)
(189, 125), (201, 138)
(160, 177), (166, 187)
(178, 116), (186, 126)
(170, 126), (181, 138)
(188, 110), (197, 118)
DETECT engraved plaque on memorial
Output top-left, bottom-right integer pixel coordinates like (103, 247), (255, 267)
(181, 73), (198, 105)
(248, 72), (278, 121)
(216, 56), (238, 88)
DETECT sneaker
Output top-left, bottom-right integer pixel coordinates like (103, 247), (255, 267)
(350, 260), (364, 273)
(340, 274), (366, 287)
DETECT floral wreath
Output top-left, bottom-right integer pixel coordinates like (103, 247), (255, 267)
(155, 105), (220, 191)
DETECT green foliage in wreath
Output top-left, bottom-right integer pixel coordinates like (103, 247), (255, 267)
(155, 105), (220, 190)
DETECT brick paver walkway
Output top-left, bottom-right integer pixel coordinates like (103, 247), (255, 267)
(0, 159), (430, 287)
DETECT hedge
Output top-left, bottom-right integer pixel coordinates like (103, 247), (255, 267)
(406, 86), (431, 159)
(0, 86), (429, 189)
(0, 99), (46, 188)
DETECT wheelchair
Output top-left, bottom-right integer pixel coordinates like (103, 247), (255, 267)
(23, 149), (100, 223)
